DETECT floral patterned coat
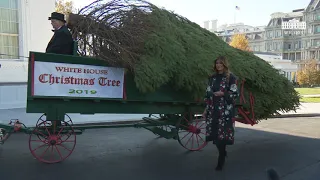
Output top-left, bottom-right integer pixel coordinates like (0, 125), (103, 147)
(204, 72), (239, 145)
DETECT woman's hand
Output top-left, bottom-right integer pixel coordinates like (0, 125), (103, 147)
(214, 91), (224, 96)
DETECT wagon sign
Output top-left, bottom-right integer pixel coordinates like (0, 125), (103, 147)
(32, 61), (125, 98)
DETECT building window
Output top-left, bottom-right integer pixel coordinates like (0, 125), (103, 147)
(308, 27), (312, 34)
(0, 0), (19, 59)
(315, 25), (320, 33)
(314, 40), (320, 46)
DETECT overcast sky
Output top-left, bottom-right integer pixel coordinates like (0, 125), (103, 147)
(73, 0), (310, 27)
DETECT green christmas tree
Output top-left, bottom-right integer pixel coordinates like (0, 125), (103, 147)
(67, 0), (301, 121)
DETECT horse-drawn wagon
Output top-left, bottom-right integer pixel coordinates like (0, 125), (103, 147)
(0, 51), (255, 164)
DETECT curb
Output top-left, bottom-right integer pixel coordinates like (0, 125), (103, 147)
(271, 113), (320, 118)
(74, 120), (143, 126)
(301, 94), (320, 97)
(75, 114), (320, 126)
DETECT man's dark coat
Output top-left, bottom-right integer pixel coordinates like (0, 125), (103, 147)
(46, 25), (74, 55)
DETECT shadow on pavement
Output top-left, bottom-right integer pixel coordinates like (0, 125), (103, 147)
(0, 126), (319, 180)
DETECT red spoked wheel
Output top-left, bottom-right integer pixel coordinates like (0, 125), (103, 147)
(176, 113), (208, 151)
(36, 114), (73, 142)
(36, 113), (73, 126)
(29, 120), (76, 164)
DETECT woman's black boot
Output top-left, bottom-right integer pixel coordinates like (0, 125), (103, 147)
(215, 143), (226, 171)
(215, 152), (226, 170)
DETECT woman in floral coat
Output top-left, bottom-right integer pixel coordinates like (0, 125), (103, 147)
(202, 56), (239, 171)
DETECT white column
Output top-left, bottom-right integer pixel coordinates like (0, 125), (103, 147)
(21, 0), (55, 57)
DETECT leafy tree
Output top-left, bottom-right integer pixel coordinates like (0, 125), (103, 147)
(297, 59), (320, 86)
(55, 0), (76, 15)
(297, 70), (307, 85)
(229, 33), (251, 51)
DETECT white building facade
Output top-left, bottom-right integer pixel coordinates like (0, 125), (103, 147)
(254, 52), (298, 82)
(213, 22), (267, 52)
(0, 0), (55, 109)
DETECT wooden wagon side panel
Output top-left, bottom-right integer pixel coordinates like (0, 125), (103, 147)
(26, 52), (204, 115)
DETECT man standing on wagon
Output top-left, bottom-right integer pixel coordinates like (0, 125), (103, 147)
(46, 12), (74, 55)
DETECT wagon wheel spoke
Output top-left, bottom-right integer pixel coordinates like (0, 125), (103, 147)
(184, 133), (194, 147)
(59, 131), (73, 142)
(177, 113), (208, 151)
(55, 145), (63, 160)
(36, 114), (47, 127)
(31, 143), (48, 153)
(35, 122), (50, 139)
(64, 114), (73, 126)
(180, 132), (191, 141)
(35, 114), (73, 142)
(196, 134), (205, 143)
(196, 135), (200, 147)
(198, 123), (205, 129)
(39, 145), (51, 159)
(29, 120), (76, 164)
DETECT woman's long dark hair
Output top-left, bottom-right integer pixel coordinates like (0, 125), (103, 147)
(213, 56), (230, 82)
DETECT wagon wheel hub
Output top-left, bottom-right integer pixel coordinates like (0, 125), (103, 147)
(188, 125), (201, 134)
(48, 135), (59, 145)
(50, 140), (57, 145)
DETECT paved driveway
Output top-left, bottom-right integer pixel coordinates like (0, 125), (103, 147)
(0, 117), (319, 180)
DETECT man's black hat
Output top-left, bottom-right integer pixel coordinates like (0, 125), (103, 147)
(48, 12), (66, 23)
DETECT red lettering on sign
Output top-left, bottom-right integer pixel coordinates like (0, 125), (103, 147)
(37, 74), (95, 86)
(98, 77), (121, 87)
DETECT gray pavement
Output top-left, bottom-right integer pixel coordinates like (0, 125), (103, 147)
(280, 103), (319, 115)
(0, 117), (319, 180)
(302, 94), (320, 97)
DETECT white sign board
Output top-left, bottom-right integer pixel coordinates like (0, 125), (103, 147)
(32, 61), (125, 99)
